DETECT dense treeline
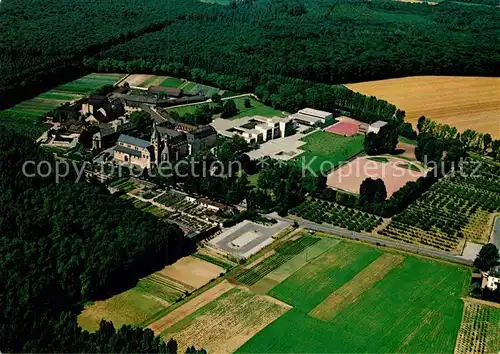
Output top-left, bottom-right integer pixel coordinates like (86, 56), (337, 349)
(0, 127), (194, 351)
(94, 0), (500, 84)
(0, 0), (210, 108)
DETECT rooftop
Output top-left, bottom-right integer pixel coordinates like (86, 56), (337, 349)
(117, 134), (152, 148)
(115, 145), (143, 157)
(371, 120), (388, 128)
(289, 112), (323, 124)
(298, 108), (332, 119)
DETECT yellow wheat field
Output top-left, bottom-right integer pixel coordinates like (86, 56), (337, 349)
(346, 76), (500, 139)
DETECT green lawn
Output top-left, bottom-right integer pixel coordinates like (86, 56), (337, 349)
(399, 136), (418, 145)
(166, 97), (283, 119)
(159, 77), (184, 88)
(230, 97), (284, 119)
(296, 131), (364, 173)
(368, 156), (389, 163)
(238, 242), (470, 353)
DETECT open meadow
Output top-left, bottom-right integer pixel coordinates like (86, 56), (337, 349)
(346, 76), (500, 139)
(147, 233), (471, 353)
(0, 73), (124, 138)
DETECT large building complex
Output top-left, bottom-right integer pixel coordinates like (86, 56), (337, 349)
(211, 116), (294, 144)
(289, 108), (334, 126)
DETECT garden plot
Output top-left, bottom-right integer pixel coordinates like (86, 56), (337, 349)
(193, 248), (237, 270)
(209, 220), (289, 259)
(160, 287), (291, 354)
(455, 299), (500, 354)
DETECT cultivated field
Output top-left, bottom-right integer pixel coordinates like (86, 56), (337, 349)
(78, 255), (224, 331)
(295, 131), (364, 173)
(0, 73), (124, 137)
(346, 76), (500, 139)
(160, 287), (291, 354)
(454, 299), (500, 354)
(327, 155), (426, 197)
(239, 241), (470, 353)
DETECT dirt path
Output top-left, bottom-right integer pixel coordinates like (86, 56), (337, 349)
(147, 280), (234, 335)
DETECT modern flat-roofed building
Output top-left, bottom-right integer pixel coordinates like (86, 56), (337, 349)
(210, 116), (294, 144)
(297, 108), (333, 125)
(289, 112), (324, 126)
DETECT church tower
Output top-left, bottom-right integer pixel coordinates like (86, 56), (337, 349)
(150, 122), (163, 165)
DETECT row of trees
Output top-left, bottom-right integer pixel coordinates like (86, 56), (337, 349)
(0, 127), (196, 352)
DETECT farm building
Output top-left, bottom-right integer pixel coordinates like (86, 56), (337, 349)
(482, 266), (500, 291)
(368, 120), (388, 134)
(149, 86), (183, 98)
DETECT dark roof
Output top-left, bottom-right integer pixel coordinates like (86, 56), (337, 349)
(189, 125), (216, 139)
(117, 134), (151, 148)
(156, 126), (183, 139)
(115, 145), (143, 157)
(89, 95), (107, 106)
(149, 86), (182, 97)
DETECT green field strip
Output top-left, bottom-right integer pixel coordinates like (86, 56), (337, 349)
(268, 242), (382, 312)
(193, 252), (235, 270)
(266, 238), (341, 283)
(236, 237), (320, 286)
(159, 77), (184, 88)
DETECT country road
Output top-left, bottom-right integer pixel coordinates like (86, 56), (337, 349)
(268, 213), (474, 266)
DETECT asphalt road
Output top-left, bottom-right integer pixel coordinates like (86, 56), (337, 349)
(268, 213), (473, 266)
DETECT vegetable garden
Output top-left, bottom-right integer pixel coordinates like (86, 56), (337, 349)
(290, 198), (383, 232)
(379, 161), (500, 252)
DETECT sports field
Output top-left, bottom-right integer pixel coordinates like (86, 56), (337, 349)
(0, 73), (124, 137)
(346, 76), (500, 139)
(296, 131), (364, 173)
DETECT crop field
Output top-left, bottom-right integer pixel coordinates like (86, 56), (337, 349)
(159, 77), (184, 88)
(295, 131), (364, 173)
(160, 287), (291, 354)
(346, 76), (500, 139)
(193, 248), (237, 270)
(78, 256), (222, 331)
(238, 244), (470, 353)
(455, 300), (500, 354)
(289, 198), (383, 232)
(0, 73), (123, 137)
(236, 236), (320, 286)
(379, 161), (500, 252)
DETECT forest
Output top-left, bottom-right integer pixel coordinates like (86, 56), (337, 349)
(1, 0), (499, 109)
(0, 127), (196, 352)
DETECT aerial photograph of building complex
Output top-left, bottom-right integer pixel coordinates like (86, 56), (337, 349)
(0, 0), (499, 353)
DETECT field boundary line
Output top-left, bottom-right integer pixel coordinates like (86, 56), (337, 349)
(308, 253), (405, 321)
(147, 280), (234, 335)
